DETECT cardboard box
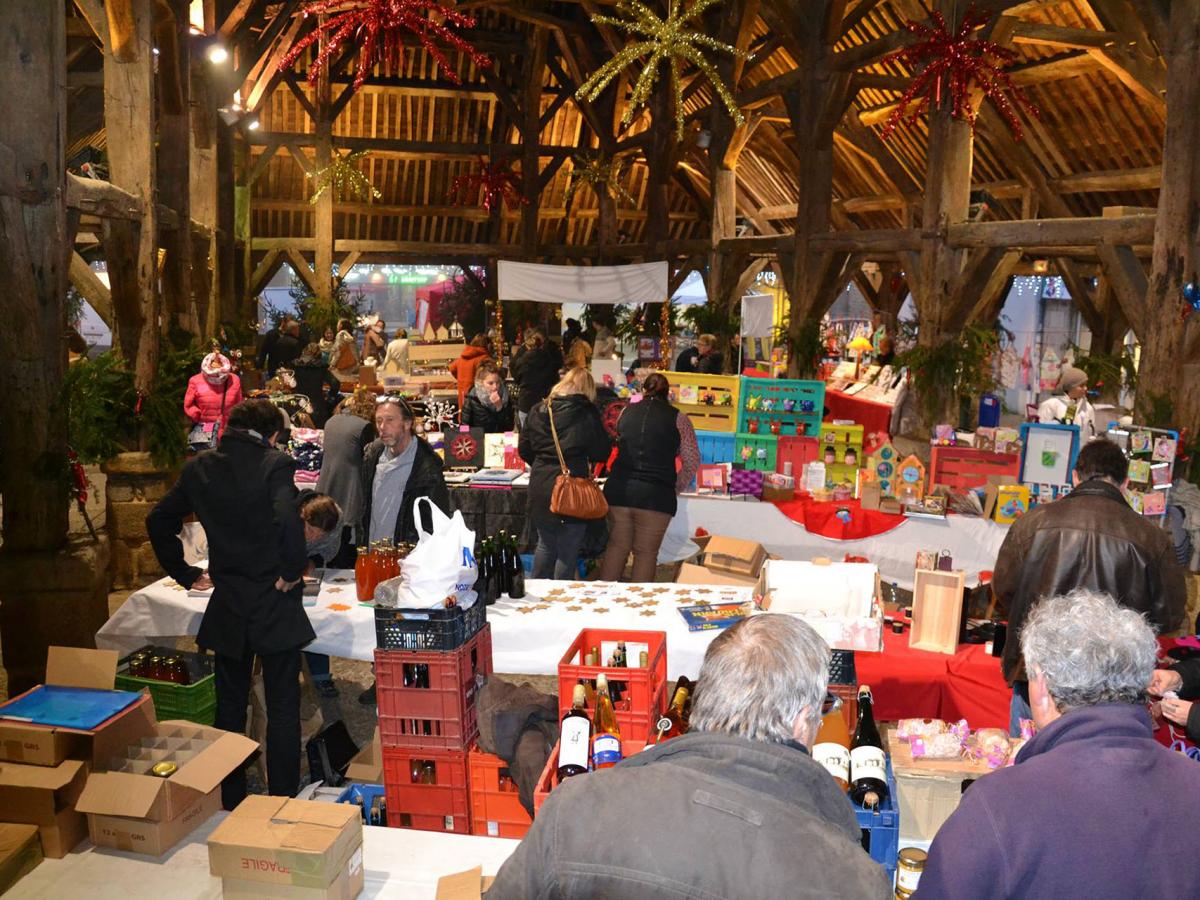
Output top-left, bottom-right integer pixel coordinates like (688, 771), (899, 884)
(87, 784), (222, 856)
(437, 867), (496, 900)
(344, 727), (381, 784)
(886, 729), (990, 841)
(0, 647), (157, 769)
(755, 560), (884, 652)
(75, 720), (257, 829)
(700, 536), (767, 579)
(676, 562), (759, 588)
(208, 796), (363, 893)
(0, 823), (43, 895)
(221, 854), (364, 900)
(0, 758), (89, 858)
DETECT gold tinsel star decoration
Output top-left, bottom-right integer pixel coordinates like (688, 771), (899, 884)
(563, 155), (635, 208)
(578, 0), (747, 139)
(308, 150), (382, 205)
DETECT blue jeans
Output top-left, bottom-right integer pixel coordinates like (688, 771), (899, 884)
(305, 652), (332, 682)
(532, 519), (587, 580)
(1009, 682), (1032, 737)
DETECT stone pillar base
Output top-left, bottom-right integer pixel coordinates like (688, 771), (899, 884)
(102, 452), (177, 589)
(0, 536), (112, 695)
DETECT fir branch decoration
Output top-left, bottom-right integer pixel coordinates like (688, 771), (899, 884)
(578, 0), (747, 140)
(308, 150), (382, 205)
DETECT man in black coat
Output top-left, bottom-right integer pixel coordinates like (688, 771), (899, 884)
(147, 398), (313, 809)
(359, 396), (450, 547)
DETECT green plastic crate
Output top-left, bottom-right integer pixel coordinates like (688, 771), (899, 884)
(734, 433), (778, 471)
(114, 672), (217, 725)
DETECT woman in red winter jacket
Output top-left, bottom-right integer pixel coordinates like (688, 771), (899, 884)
(184, 352), (242, 443)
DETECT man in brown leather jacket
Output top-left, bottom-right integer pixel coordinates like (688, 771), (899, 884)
(993, 438), (1186, 733)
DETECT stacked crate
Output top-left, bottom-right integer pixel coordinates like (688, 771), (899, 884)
(819, 423), (865, 489)
(376, 603), (491, 835)
(664, 371), (741, 433)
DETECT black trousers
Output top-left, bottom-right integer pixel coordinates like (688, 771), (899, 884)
(214, 646), (302, 810)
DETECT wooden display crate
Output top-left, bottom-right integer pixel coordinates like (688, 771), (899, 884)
(664, 371), (741, 433)
(737, 376), (825, 437)
(909, 569), (966, 654)
(929, 446), (1021, 492)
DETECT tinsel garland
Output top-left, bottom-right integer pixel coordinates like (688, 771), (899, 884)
(563, 155), (635, 208)
(447, 157), (527, 212)
(278, 0), (490, 90)
(579, 0), (747, 140)
(308, 150), (382, 204)
(882, 4), (1038, 141)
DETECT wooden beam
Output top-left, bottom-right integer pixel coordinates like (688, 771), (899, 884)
(248, 248), (282, 296)
(1095, 241), (1148, 324)
(1008, 20), (1119, 50)
(217, 0), (258, 41)
(106, 0), (138, 62)
(949, 215), (1156, 248)
(284, 247), (319, 295)
(250, 131), (575, 160)
(72, 0), (109, 46)
(69, 251), (113, 326)
(65, 173), (143, 219)
(839, 0), (885, 39)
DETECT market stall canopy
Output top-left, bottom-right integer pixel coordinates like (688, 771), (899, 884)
(497, 261), (667, 304)
(740, 293), (775, 338)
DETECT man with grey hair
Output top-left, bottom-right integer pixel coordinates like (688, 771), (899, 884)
(487, 615), (891, 899)
(916, 590), (1200, 899)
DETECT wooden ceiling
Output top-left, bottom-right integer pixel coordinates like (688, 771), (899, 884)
(66, 0), (1168, 260)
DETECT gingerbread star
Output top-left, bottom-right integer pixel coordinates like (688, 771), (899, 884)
(579, 597), (596, 605)
(565, 605), (583, 612)
(639, 610), (657, 617)
(534, 603), (551, 611)
(593, 608), (610, 614)
(517, 606), (536, 614)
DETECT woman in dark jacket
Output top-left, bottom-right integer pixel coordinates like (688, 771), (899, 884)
(598, 373), (700, 582)
(291, 343), (341, 427)
(511, 330), (560, 427)
(460, 361), (515, 433)
(519, 368), (611, 579)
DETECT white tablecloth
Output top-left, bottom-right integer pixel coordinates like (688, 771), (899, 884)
(8, 811), (518, 899)
(661, 495), (1008, 589)
(97, 576), (742, 680)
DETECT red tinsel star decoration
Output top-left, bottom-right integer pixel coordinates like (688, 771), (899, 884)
(447, 157), (527, 212)
(881, 5), (1038, 141)
(278, 0), (491, 90)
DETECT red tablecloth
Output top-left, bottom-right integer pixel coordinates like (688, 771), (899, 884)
(856, 628), (1010, 729)
(825, 389), (894, 451)
(773, 495), (906, 540)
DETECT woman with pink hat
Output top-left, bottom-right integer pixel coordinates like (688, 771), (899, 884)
(185, 352), (243, 449)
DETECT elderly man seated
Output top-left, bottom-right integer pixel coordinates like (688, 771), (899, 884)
(916, 590), (1200, 899)
(486, 615), (891, 899)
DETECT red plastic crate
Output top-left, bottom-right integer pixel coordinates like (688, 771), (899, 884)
(775, 435), (819, 477)
(375, 624), (493, 751)
(929, 446), (1021, 492)
(557, 629), (667, 743)
(382, 746), (472, 834)
(467, 746), (532, 839)
(533, 739), (648, 815)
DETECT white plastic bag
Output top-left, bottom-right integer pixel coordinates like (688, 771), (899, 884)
(399, 497), (477, 605)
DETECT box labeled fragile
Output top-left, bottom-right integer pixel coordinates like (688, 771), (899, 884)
(208, 795), (364, 895)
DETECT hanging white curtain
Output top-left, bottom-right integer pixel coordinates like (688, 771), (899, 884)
(497, 260), (668, 304)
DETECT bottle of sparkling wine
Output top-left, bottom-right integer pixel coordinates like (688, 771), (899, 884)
(557, 684), (591, 781)
(591, 674), (623, 770)
(812, 692), (852, 792)
(507, 533), (525, 599)
(652, 676), (692, 744)
(850, 685), (889, 809)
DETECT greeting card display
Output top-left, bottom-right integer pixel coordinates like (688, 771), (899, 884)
(1106, 423), (1181, 520)
(696, 464), (729, 495)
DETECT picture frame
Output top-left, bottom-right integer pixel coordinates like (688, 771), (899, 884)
(696, 464), (729, 494)
(1018, 422), (1080, 487)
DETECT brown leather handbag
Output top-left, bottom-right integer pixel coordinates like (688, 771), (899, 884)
(547, 399), (608, 520)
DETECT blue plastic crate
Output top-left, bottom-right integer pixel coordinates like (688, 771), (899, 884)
(337, 782), (388, 825)
(696, 430), (736, 465)
(854, 755), (900, 882)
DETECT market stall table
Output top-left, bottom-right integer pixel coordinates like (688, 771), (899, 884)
(663, 495), (1008, 590)
(6, 810), (519, 899)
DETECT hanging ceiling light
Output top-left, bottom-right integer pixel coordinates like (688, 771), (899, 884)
(206, 44), (228, 64)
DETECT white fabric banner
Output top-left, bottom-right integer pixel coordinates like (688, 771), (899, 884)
(497, 260), (668, 304)
(740, 292), (775, 337)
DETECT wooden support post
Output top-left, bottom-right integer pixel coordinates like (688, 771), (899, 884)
(521, 31), (548, 257)
(69, 252), (114, 327)
(0, 0), (70, 551)
(159, 0), (198, 336)
(1131, 1), (1200, 434)
(102, 0), (159, 391)
(313, 32), (334, 302)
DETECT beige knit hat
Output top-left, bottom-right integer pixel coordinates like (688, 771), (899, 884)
(1057, 365), (1088, 393)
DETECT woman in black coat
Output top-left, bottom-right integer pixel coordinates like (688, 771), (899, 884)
(598, 373), (700, 582)
(511, 330), (561, 427)
(291, 343), (341, 427)
(460, 361), (515, 433)
(518, 368), (611, 579)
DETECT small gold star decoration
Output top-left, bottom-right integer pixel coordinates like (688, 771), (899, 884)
(578, 0), (748, 139)
(308, 150), (381, 205)
(563, 154), (635, 208)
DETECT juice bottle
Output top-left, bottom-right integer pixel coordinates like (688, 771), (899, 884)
(355, 547), (371, 602)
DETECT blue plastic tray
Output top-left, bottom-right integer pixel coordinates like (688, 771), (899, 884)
(0, 684), (143, 730)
